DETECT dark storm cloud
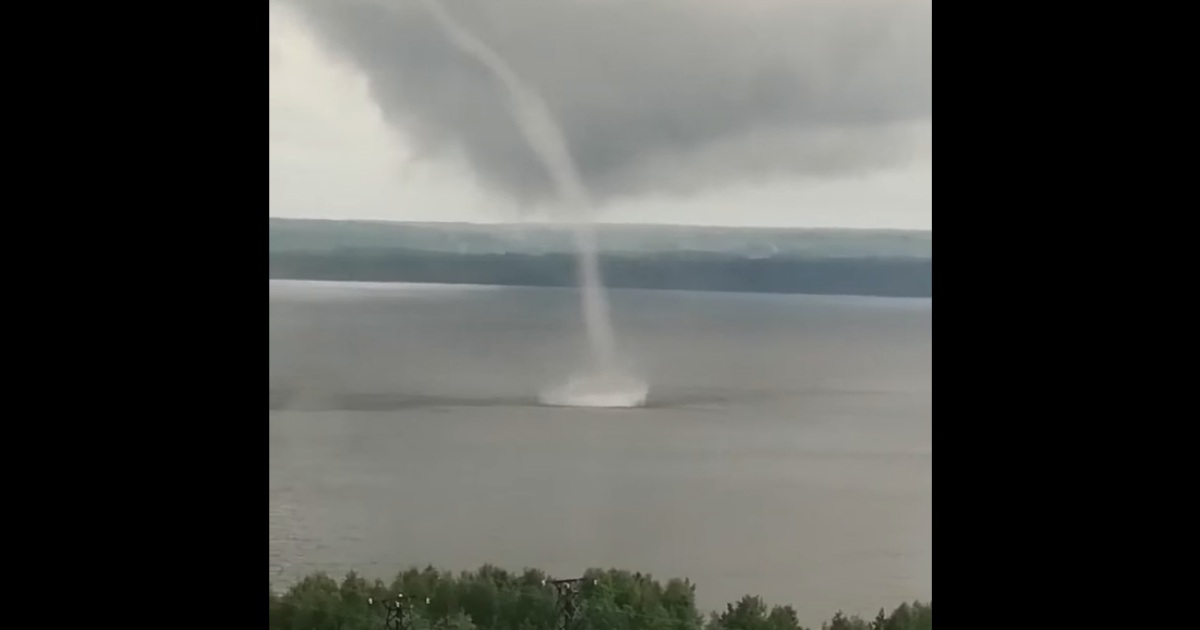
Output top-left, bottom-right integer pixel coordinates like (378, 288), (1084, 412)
(280, 0), (932, 205)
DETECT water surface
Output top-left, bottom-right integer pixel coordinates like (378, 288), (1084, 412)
(269, 280), (931, 623)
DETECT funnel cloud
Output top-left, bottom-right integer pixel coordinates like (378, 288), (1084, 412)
(277, 0), (932, 209)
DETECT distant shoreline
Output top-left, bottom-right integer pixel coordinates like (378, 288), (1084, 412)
(268, 278), (933, 305)
(268, 218), (931, 298)
(268, 251), (932, 298)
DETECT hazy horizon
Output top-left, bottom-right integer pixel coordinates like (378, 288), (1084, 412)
(269, 215), (933, 233)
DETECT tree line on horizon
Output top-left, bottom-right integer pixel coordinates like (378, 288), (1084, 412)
(267, 249), (932, 298)
(268, 565), (931, 630)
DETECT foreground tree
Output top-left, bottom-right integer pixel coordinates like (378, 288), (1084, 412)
(269, 566), (930, 630)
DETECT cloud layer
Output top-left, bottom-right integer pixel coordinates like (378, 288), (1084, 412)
(279, 0), (932, 208)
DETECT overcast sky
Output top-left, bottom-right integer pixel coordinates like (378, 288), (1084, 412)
(269, 0), (932, 229)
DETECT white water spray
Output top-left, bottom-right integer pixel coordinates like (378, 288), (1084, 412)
(415, 0), (647, 408)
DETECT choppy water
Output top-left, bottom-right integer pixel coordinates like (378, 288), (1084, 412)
(269, 280), (931, 623)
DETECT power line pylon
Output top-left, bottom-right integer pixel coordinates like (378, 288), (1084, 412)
(369, 593), (429, 630)
(544, 577), (594, 630)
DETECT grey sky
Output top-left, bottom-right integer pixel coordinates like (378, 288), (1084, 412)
(269, 0), (932, 229)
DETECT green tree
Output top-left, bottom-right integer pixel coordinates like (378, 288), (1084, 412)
(712, 595), (771, 630)
(766, 605), (804, 630)
(268, 566), (929, 630)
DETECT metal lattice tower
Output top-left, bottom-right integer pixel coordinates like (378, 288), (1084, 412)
(544, 577), (594, 630)
(368, 593), (429, 630)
